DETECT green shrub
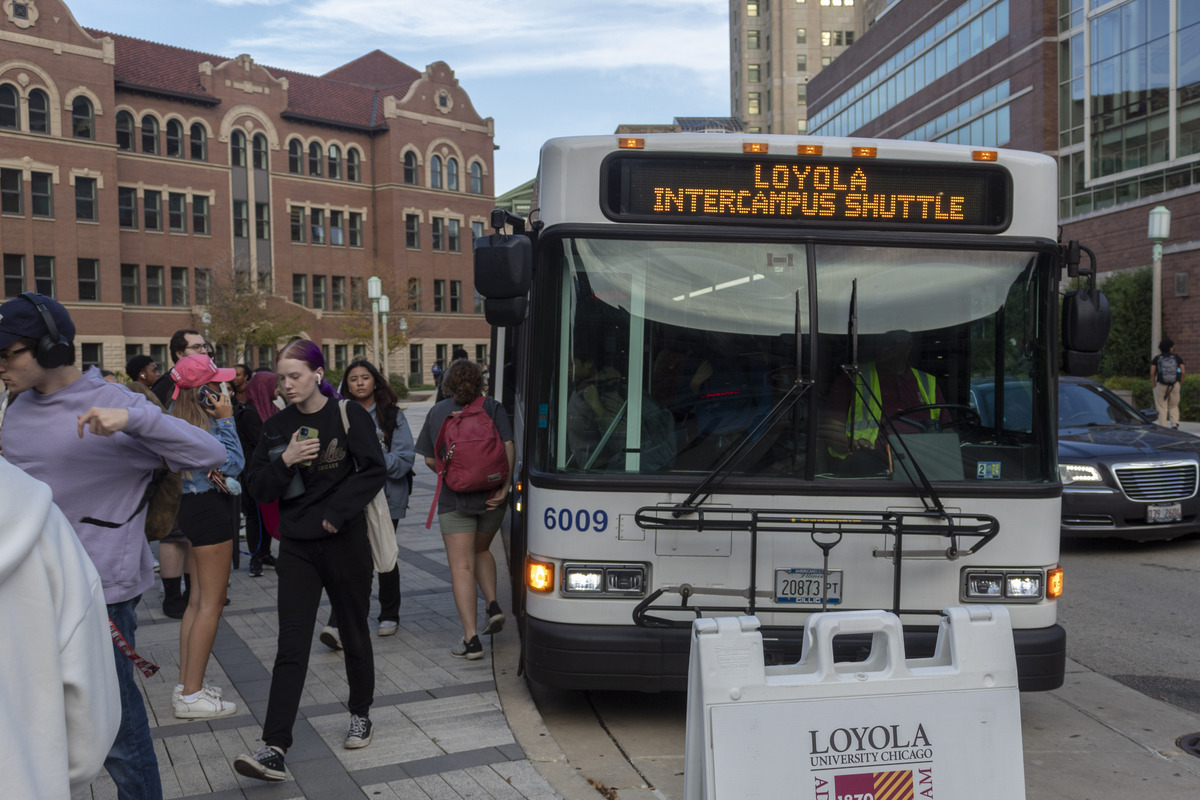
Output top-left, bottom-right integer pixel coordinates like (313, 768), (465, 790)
(388, 374), (409, 399)
(1128, 374), (1199, 420)
(1095, 267), (1151, 378)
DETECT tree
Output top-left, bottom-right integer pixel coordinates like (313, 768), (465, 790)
(197, 259), (309, 362)
(1095, 267), (1151, 378)
(333, 259), (414, 368)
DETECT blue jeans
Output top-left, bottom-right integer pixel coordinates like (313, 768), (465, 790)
(105, 596), (163, 800)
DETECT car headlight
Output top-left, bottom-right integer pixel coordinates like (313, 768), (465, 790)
(1059, 463), (1102, 484)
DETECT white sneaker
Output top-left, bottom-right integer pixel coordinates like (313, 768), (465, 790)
(378, 621), (399, 637)
(320, 626), (342, 650)
(172, 683), (221, 704)
(174, 687), (237, 719)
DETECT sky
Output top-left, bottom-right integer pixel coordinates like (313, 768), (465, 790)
(63, 0), (734, 196)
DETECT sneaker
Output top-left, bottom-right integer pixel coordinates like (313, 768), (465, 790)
(234, 745), (286, 782)
(378, 620), (399, 637)
(172, 683), (222, 703)
(260, 553), (277, 567)
(344, 714), (373, 749)
(481, 602), (505, 636)
(248, 558), (263, 578)
(320, 626), (342, 650)
(451, 635), (483, 660)
(174, 687), (237, 719)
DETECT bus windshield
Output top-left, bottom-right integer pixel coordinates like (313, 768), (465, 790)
(529, 235), (1055, 486)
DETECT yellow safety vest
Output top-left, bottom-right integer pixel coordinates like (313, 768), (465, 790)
(845, 363), (939, 449)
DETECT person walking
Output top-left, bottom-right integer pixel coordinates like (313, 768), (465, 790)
(1151, 338), (1185, 429)
(415, 359), (514, 660)
(234, 340), (385, 782)
(168, 354), (244, 718)
(0, 292), (225, 800)
(320, 358), (415, 648)
(235, 371), (281, 576)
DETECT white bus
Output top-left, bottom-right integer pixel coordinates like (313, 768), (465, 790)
(475, 134), (1109, 692)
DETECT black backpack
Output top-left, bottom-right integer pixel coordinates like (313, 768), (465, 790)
(1158, 353), (1180, 385)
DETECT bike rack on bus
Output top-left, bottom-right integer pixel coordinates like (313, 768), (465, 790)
(631, 505), (999, 629)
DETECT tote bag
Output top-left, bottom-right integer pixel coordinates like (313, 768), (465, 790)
(338, 401), (398, 572)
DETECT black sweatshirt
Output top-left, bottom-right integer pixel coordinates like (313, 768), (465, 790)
(247, 396), (385, 540)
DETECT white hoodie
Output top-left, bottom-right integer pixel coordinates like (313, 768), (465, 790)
(0, 457), (120, 798)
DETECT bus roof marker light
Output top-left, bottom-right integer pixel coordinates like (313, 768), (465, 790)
(618, 137), (644, 150)
(743, 142), (769, 154)
(797, 144), (823, 156)
(851, 146), (877, 158)
(973, 150), (999, 162)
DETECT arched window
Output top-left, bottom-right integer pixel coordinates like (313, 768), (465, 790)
(288, 139), (303, 173)
(446, 157), (459, 191)
(328, 144), (341, 180)
(403, 151), (418, 184)
(28, 89), (49, 133)
(0, 84), (16, 129)
(230, 130), (246, 167)
(190, 123), (207, 160)
(252, 133), (269, 170)
(72, 97), (95, 139)
(141, 115), (159, 155)
(347, 147), (361, 182)
(165, 119), (184, 157)
(430, 154), (443, 189)
(469, 161), (483, 194)
(308, 142), (322, 177)
(115, 110), (134, 150)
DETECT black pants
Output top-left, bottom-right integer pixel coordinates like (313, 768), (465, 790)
(327, 518), (401, 627)
(242, 491), (271, 560)
(263, 518), (374, 752)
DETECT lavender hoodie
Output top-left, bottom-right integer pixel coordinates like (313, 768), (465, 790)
(3, 368), (224, 604)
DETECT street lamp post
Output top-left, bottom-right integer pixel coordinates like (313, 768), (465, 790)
(379, 294), (390, 379)
(367, 276), (382, 367)
(399, 317), (408, 383)
(1149, 206), (1172, 361)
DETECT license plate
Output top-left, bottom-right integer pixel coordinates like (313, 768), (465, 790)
(1147, 502), (1182, 523)
(775, 568), (842, 605)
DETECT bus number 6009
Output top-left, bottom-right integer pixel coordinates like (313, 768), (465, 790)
(543, 507), (609, 533)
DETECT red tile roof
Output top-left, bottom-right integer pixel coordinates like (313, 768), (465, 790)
(86, 29), (419, 129)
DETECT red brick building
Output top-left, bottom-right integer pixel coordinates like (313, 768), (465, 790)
(0, 0), (494, 381)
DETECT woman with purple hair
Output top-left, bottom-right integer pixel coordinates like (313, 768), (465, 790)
(235, 340), (385, 783)
(234, 370), (281, 576)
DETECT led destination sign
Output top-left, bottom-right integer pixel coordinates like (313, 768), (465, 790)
(602, 153), (1012, 231)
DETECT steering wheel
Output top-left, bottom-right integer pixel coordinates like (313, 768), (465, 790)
(885, 403), (981, 432)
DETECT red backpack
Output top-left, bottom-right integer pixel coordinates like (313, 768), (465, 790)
(425, 397), (510, 528)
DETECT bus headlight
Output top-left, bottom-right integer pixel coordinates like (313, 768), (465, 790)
(962, 569), (1045, 602)
(562, 563), (646, 597)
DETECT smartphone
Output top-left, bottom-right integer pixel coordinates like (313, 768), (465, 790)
(297, 426), (319, 465)
(198, 385), (217, 410)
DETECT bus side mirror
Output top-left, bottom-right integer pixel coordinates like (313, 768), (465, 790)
(475, 232), (532, 327)
(1061, 288), (1111, 376)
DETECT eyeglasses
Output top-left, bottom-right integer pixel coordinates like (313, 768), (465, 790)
(0, 345), (32, 363)
(183, 343), (207, 353)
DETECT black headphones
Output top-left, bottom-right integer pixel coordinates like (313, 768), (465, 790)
(21, 292), (73, 368)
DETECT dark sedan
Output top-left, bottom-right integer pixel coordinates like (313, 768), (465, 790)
(1057, 376), (1200, 541)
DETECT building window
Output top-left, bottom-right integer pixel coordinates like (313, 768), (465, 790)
(31, 255), (53, 296)
(146, 265), (165, 305)
(403, 151), (418, 184)
(407, 277), (421, 311)
(166, 119), (184, 157)
(233, 200), (249, 238)
(433, 279), (446, 312)
(350, 277), (365, 311)
(31, 172), (52, 218)
(28, 89), (49, 133)
(474, 287), (485, 314)
(796, 27), (807, 44)
(327, 144), (341, 180)
(747, 0), (759, 16)
(120, 263), (140, 305)
(448, 219), (460, 252)
(820, 0), (854, 5)
(115, 111), (134, 151)
(797, 84), (807, 103)
(748, 30), (761, 49)
(348, 212), (363, 247)
(450, 280), (462, 313)
(347, 148), (361, 182)
(797, 118), (808, 134)
(405, 214), (420, 248)
(195, 268), (211, 305)
(447, 158), (459, 191)
(190, 123), (207, 160)
(78, 258), (99, 301)
(168, 192), (186, 232)
(72, 97), (94, 139)
(0, 84), (17, 129)
(409, 344), (422, 380)
(80, 343), (102, 369)
(288, 139), (303, 174)
(290, 207), (305, 243)
(252, 134), (269, 170)
(334, 344), (348, 370)
(310, 208), (325, 244)
(748, 64), (761, 83)
(308, 142), (322, 177)
(471, 220), (484, 242)
(71, 177), (96, 222)
(797, 54), (807, 71)
(821, 56), (832, 66)
(432, 217), (445, 250)
(821, 30), (854, 46)
(330, 210), (344, 246)
(255, 202), (270, 239)
(232, 131), (251, 167)
(192, 195), (210, 235)
(3, 254), (22, 296)
(118, 187), (137, 228)
(0, 168), (19, 214)
(141, 115), (159, 155)
(332, 275), (347, 310)
(748, 92), (762, 115)
(313, 274), (327, 310)
(470, 161), (483, 194)
(292, 274), (308, 306)
(430, 155), (443, 189)
(143, 190), (161, 231)
(171, 266), (189, 306)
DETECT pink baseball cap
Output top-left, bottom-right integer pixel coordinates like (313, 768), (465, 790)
(170, 354), (236, 398)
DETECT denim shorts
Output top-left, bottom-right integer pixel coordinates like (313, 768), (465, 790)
(439, 506), (506, 535)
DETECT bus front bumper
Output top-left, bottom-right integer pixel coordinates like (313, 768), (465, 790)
(523, 617), (1065, 693)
